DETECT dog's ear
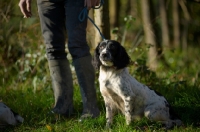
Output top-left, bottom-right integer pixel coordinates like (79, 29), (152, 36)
(114, 44), (130, 69)
(92, 43), (101, 70)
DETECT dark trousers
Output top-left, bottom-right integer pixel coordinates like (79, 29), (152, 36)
(37, 0), (90, 60)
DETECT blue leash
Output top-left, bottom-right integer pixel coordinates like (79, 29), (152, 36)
(78, 0), (106, 40)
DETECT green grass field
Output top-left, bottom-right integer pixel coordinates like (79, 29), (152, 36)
(1, 81), (200, 132)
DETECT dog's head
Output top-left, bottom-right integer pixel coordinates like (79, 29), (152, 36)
(92, 40), (130, 70)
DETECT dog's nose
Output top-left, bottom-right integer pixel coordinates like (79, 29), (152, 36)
(100, 52), (111, 61)
(102, 53), (108, 58)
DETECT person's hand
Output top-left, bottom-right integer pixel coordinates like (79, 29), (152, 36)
(84, 0), (100, 10)
(18, 0), (32, 18)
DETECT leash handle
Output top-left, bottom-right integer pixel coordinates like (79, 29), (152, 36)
(78, 0), (106, 40)
(78, 8), (88, 22)
(93, 0), (104, 9)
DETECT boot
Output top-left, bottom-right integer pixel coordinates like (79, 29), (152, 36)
(73, 55), (100, 119)
(48, 59), (74, 117)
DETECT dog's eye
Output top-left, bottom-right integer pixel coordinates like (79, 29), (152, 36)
(99, 44), (106, 50)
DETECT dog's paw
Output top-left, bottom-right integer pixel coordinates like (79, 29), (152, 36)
(126, 119), (132, 125)
(106, 122), (112, 129)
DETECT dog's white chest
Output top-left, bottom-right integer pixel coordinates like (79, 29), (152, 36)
(99, 67), (122, 89)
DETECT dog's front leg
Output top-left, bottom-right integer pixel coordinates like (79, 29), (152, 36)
(104, 99), (113, 128)
(124, 96), (134, 125)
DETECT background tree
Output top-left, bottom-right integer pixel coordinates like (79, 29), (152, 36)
(94, 0), (110, 46)
(172, 0), (180, 48)
(159, 0), (170, 48)
(114, 0), (121, 28)
(141, 0), (158, 70)
(179, 0), (191, 50)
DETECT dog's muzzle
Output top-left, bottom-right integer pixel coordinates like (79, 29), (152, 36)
(100, 52), (112, 61)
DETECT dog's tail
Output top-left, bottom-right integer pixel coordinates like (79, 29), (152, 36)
(163, 119), (182, 129)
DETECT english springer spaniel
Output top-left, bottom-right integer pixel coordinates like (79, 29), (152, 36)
(92, 40), (182, 129)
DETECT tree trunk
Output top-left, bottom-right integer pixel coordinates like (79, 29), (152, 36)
(94, 0), (110, 47)
(172, 0), (180, 48)
(159, 0), (170, 48)
(179, 0), (191, 50)
(141, 0), (158, 70)
(126, 0), (131, 15)
(114, 0), (120, 28)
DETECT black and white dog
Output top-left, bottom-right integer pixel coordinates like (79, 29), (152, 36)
(92, 40), (182, 129)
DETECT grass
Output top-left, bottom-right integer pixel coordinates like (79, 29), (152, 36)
(1, 66), (200, 132)
(1, 87), (200, 132)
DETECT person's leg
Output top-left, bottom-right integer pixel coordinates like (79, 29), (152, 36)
(37, 0), (73, 116)
(65, 0), (100, 118)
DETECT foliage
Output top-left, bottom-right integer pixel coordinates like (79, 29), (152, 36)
(0, 0), (46, 91)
